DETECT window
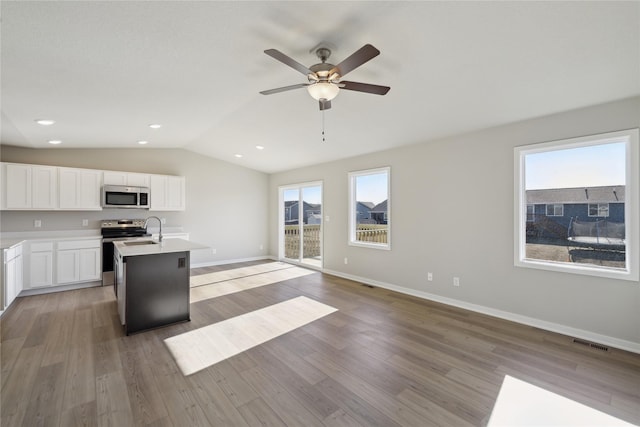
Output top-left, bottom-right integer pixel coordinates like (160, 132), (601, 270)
(545, 204), (564, 217)
(514, 129), (639, 281)
(349, 167), (390, 249)
(588, 203), (609, 217)
(526, 204), (535, 222)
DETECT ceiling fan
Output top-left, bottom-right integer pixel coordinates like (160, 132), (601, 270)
(260, 44), (390, 110)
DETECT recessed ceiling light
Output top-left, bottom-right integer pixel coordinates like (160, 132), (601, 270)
(36, 119), (55, 126)
(256, 145), (265, 150)
(234, 154), (243, 158)
(149, 124), (162, 129)
(48, 140), (62, 145)
(137, 140), (149, 145)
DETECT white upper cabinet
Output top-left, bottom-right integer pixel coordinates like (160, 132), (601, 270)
(58, 167), (102, 210)
(150, 174), (185, 211)
(1, 162), (183, 211)
(3, 163), (57, 210)
(103, 171), (150, 187)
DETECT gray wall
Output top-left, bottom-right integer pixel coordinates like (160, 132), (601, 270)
(0, 147), (269, 265)
(268, 96), (640, 348)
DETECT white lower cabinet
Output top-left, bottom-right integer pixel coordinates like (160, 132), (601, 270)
(56, 240), (101, 285)
(26, 238), (101, 289)
(3, 244), (23, 309)
(29, 242), (54, 288)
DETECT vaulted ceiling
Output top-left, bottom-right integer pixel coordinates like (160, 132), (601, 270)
(2, 1), (638, 173)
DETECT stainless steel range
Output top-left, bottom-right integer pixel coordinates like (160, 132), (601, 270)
(101, 219), (149, 287)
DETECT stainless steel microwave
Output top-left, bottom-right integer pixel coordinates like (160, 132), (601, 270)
(102, 185), (150, 209)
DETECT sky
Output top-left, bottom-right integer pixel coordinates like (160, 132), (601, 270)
(282, 171), (388, 205)
(355, 172), (388, 205)
(525, 142), (626, 190)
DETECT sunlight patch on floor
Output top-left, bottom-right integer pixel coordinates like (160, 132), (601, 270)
(190, 266), (315, 303)
(488, 375), (635, 426)
(190, 262), (293, 287)
(164, 296), (337, 376)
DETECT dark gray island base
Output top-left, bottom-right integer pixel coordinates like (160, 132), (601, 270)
(114, 238), (208, 335)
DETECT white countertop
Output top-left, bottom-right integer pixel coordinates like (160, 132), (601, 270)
(0, 230), (101, 241)
(0, 239), (26, 250)
(114, 238), (208, 257)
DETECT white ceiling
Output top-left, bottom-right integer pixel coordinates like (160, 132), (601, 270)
(2, 1), (639, 174)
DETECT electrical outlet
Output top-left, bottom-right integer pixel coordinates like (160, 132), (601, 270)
(82, 219), (88, 227)
(260, 244), (264, 250)
(212, 248), (217, 254)
(453, 277), (460, 287)
(161, 218), (166, 224)
(325, 215), (330, 222)
(428, 272), (433, 281)
(34, 219), (42, 228)
(344, 257), (348, 265)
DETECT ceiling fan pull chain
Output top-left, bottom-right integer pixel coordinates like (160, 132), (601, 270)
(322, 110), (326, 143)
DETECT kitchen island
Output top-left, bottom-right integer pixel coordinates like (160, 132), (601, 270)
(114, 238), (207, 335)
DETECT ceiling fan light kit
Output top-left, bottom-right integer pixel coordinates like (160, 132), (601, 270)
(307, 82), (339, 101)
(260, 44), (390, 110)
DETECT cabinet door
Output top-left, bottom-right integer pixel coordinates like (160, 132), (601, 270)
(31, 166), (57, 209)
(30, 251), (53, 288)
(5, 164), (32, 208)
(79, 248), (101, 281)
(149, 175), (167, 210)
(103, 172), (127, 186)
(126, 173), (150, 187)
(79, 170), (102, 208)
(58, 168), (80, 208)
(166, 176), (185, 211)
(150, 175), (185, 211)
(6, 257), (17, 307)
(60, 168), (103, 210)
(57, 250), (80, 284)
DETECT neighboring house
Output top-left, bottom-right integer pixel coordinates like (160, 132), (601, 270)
(284, 201), (321, 224)
(370, 200), (389, 224)
(525, 185), (625, 239)
(355, 201), (375, 224)
(307, 214), (322, 225)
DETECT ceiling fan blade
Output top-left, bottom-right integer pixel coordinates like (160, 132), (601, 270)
(329, 44), (380, 77)
(319, 99), (332, 110)
(260, 83), (309, 95)
(340, 81), (390, 95)
(264, 49), (312, 76)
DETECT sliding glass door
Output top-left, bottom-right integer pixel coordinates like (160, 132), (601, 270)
(279, 182), (322, 268)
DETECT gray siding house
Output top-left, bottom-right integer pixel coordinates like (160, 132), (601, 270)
(526, 185), (625, 239)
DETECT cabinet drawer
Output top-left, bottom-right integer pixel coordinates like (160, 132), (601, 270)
(57, 239), (101, 250)
(30, 242), (54, 252)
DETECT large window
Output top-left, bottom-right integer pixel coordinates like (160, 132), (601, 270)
(349, 167), (390, 249)
(514, 129), (639, 281)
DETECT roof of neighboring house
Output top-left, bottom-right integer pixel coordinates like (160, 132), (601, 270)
(284, 201), (298, 208)
(526, 185), (625, 204)
(371, 200), (388, 213)
(357, 201), (375, 209)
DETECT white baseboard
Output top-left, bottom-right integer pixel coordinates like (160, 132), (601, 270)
(323, 268), (640, 354)
(19, 280), (102, 297)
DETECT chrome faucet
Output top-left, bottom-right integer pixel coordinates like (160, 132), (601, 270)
(144, 216), (163, 242)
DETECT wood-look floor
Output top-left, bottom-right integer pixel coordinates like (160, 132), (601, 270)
(2, 260), (639, 426)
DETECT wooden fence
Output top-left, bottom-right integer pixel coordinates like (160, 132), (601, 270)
(284, 224), (388, 258)
(355, 225), (388, 244)
(284, 225), (321, 258)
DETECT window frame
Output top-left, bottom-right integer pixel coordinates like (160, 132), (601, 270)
(588, 203), (610, 218)
(348, 167), (391, 250)
(545, 203), (564, 217)
(514, 128), (639, 281)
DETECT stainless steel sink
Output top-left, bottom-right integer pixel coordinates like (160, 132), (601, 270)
(123, 240), (158, 246)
